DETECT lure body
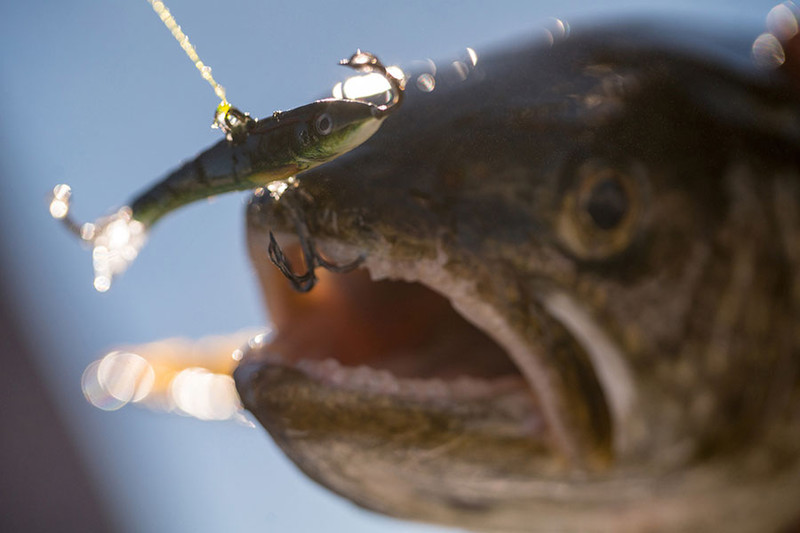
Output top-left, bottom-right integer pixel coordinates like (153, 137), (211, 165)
(51, 51), (403, 290)
(130, 98), (384, 227)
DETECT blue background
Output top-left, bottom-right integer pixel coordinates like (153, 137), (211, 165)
(0, 1), (778, 532)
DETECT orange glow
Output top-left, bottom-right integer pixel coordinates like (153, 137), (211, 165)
(81, 330), (264, 423)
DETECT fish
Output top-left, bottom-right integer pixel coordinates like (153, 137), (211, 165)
(232, 19), (800, 533)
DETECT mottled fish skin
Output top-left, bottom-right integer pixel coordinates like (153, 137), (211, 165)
(236, 21), (800, 532)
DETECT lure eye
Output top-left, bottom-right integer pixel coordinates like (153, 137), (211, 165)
(557, 160), (646, 260)
(315, 113), (333, 135)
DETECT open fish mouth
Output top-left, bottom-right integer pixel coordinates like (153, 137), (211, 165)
(233, 217), (614, 523)
(241, 246), (536, 412)
(234, 235), (559, 449)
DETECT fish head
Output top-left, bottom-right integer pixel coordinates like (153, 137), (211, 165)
(236, 22), (800, 531)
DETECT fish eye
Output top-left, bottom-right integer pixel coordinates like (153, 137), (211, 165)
(584, 177), (628, 230)
(557, 160), (645, 260)
(315, 113), (333, 135)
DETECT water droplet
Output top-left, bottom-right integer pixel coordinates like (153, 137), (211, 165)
(767, 2), (799, 42)
(170, 368), (240, 420)
(452, 61), (469, 81)
(416, 73), (435, 92)
(49, 184), (72, 219)
(342, 72), (391, 100)
(466, 47), (478, 66)
(82, 352), (155, 410)
(94, 276), (111, 293)
(753, 32), (786, 68)
(49, 199), (68, 219)
(386, 65), (406, 83)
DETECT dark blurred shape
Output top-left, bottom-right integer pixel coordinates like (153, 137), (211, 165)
(0, 273), (113, 531)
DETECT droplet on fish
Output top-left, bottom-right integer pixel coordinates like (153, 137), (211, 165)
(753, 32), (786, 68)
(416, 73), (436, 92)
(49, 184), (72, 219)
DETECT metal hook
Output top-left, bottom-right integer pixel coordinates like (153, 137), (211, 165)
(339, 50), (405, 117)
(268, 231), (317, 292)
(267, 219), (365, 293)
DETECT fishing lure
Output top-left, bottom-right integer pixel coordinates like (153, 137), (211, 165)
(49, 1), (404, 292)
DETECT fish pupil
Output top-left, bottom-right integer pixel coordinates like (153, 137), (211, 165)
(586, 179), (627, 230)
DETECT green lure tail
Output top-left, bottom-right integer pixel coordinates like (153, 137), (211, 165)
(50, 51), (405, 291)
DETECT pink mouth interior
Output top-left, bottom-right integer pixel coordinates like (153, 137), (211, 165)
(258, 244), (520, 381)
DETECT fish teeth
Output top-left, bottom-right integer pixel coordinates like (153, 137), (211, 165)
(290, 357), (527, 402)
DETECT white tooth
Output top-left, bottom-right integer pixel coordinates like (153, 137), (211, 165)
(347, 366), (367, 388)
(426, 379), (449, 398)
(375, 371), (400, 394)
(321, 358), (342, 372)
(330, 368), (348, 386)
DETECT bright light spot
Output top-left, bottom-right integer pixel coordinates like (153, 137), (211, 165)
(49, 184), (72, 219)
(767, 2), (799, 42)
(266, 176), (295, 200)
(267, 180), (289, 199)
(81, 330), (265, 421)
(386, 65), (406, 83)
(82, 360), (124, 411)
(82, 352), (155, 410)
(416, 73), (436, 92)
(98, 352), (155, 403)
(80, 223), (96, 241)
(332, 81), (344, 100)
(753, 32), (786, 68)
(170, 368), (240, 421)
(93, 275), (111, 293)
(466, 47), (478, 66)
(342, 72), (392, 100)
(106, 218), (132, 249)
(86, 207), (148, 292)
(49, 200), (68, 219)
(248, 330), (273, 349)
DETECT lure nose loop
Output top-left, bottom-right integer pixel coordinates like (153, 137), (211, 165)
(340, 49), (406, 115)
(212, 103), (257, 143)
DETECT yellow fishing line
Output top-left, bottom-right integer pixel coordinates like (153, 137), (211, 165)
(146, 0), (228, 105)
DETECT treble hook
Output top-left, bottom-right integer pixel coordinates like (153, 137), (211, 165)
(267, 212), (364, 293)
(268, 231), (317, 292)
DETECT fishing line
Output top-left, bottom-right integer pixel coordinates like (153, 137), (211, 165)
(145, 0), (228, 105)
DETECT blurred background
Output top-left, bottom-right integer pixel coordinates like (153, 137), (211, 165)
(0, 1), (780, 532)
